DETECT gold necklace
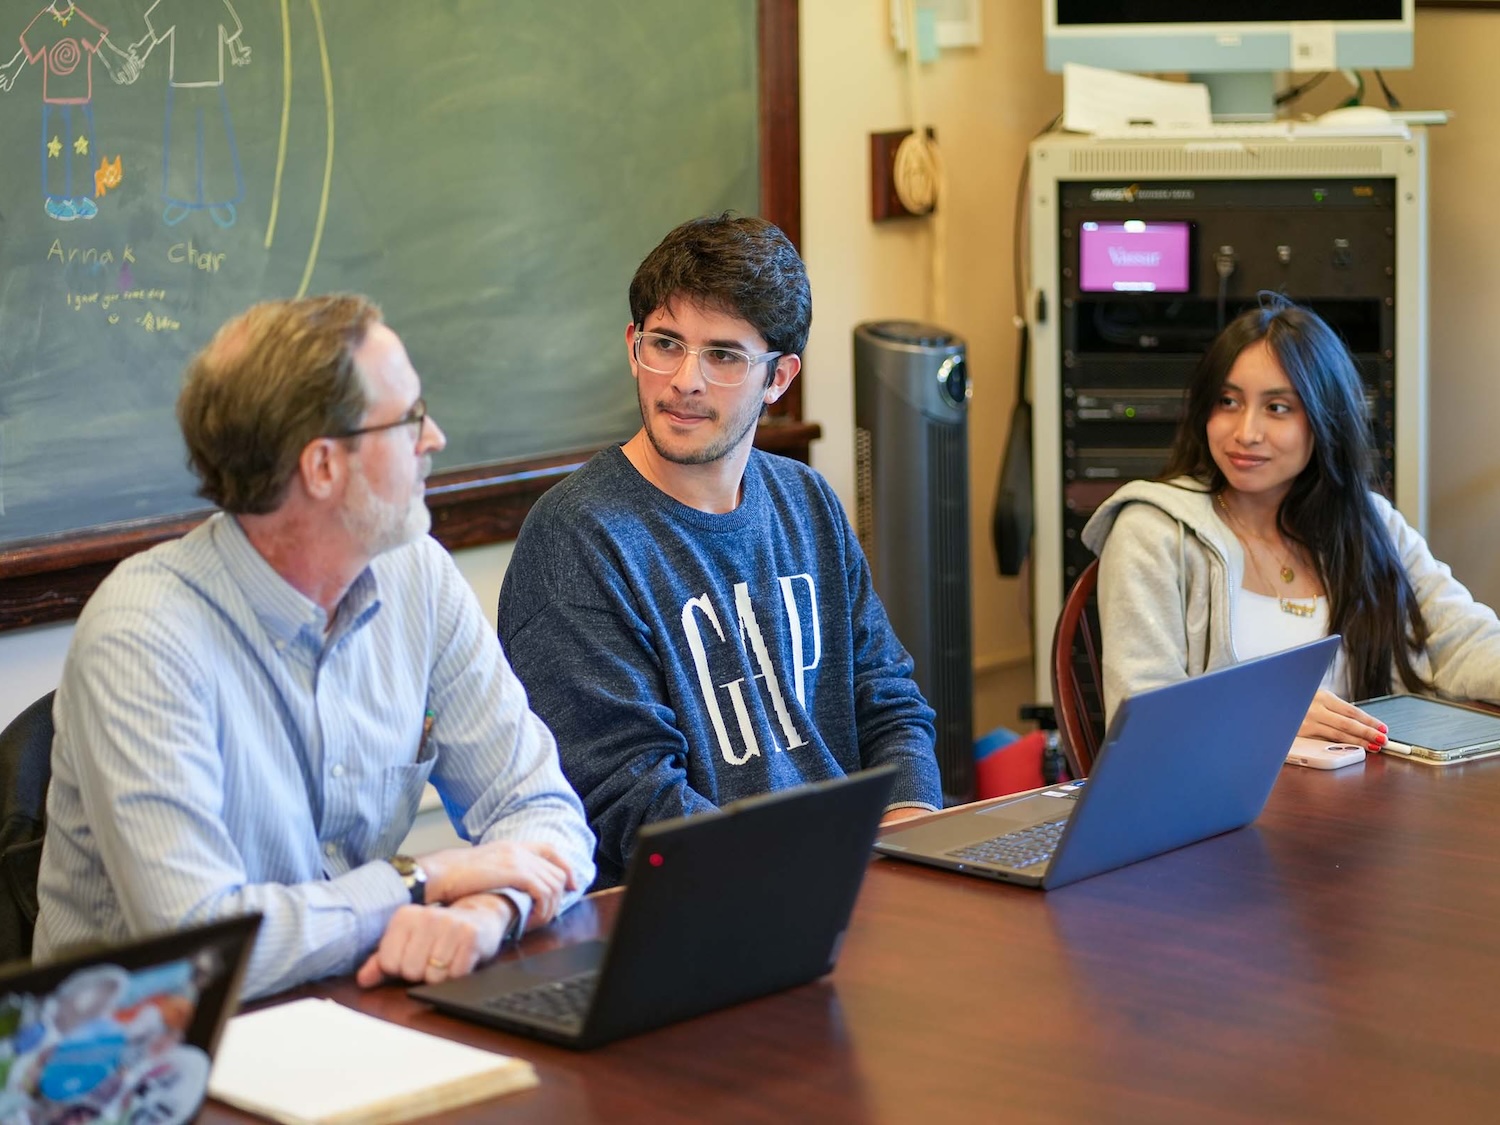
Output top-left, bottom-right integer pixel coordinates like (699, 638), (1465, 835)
(1215, 492), (1318, 618)
(1215, 491), (1297, 582)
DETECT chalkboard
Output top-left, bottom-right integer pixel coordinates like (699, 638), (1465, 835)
(0, 0), (773, 551)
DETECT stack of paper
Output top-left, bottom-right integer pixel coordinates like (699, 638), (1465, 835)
(208, 998), (538, 1125)
(1063, 63), (1212, 134)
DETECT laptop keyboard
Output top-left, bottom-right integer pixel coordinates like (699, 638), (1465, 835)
(481, 970), (598, 1028)
(948, 817), (1069, 870)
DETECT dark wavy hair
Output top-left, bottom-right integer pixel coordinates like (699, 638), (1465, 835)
(628, 212), (812, 376)
(1160, 295), (1430, 698)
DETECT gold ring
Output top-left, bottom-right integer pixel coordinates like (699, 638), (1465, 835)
(428, 957), (449, 970)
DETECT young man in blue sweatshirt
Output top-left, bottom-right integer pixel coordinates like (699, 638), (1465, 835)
(498, 214), (941, 885)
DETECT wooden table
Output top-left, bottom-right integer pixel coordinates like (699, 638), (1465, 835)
(203, 755), (1500, 1123)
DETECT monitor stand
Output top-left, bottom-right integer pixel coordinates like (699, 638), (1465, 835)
(1195, 72), (1277, 121)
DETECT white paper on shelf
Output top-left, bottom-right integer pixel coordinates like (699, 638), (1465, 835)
(1063, 63), (1212, 134)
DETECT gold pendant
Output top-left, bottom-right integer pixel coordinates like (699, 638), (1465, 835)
(1279, 598), (1316, 618)
(1280, 565), (1295, 584)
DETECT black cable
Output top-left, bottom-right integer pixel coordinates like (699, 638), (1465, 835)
(1012, 157), (1028, 321)
(1214, 246), (1236, 334)
(1273, 71), (1329, 108)
(1013, 113), (1063, 320)
(1374, 70), (1404, 110)
(993, 113), (1062, 580)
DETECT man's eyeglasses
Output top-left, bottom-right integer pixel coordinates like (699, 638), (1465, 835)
(633, 330), (781, 388)
(329, 398), (427, 440)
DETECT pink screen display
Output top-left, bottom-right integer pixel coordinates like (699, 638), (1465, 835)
(1078, 221), (1191, 293)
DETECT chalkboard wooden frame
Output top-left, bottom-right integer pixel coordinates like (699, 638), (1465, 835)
(0, 0), (811, 633)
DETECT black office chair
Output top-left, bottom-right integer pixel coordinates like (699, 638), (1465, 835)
(0, 691), (55, 963)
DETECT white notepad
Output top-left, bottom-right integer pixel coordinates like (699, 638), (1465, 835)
(208, 997), (538, 1125)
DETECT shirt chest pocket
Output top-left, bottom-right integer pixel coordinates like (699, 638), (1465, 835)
(380, 751), (439, 845)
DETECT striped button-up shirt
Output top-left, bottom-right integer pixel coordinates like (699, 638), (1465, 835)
(35, 514), (594, 999)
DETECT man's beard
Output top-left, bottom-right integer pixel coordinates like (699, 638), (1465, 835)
(343, 458), (432, 555)
(637, 389), (762, 466)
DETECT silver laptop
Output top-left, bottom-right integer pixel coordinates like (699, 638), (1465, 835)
(875, 637), (1338, 889)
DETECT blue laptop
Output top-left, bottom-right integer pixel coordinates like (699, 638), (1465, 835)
(875, 637), (1338, 889)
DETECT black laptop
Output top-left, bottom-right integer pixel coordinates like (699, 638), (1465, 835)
(411, 766), (896, 1049)
(0, 913), (260, 1124)
(875, 638), (1338, 889)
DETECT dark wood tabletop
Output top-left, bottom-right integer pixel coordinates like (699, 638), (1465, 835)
(202, 754), (1500, 1124)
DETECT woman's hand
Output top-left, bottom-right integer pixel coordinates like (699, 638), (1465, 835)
(1298, 689), (1388, 750)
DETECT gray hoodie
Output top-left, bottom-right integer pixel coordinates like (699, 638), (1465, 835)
(1081, 477), (1500, 722)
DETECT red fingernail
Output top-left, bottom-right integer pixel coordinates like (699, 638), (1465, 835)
(1367, 742), (1382, 752)
(1378, 723), (1388, 734)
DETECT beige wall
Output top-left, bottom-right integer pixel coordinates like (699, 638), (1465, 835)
(1290, 12), (1500, 602)
(800, 1), (1061, 741)
(1388, 12), (1500, 605)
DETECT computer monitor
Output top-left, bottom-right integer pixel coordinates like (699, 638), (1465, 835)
(1043, 1), (1414, 118)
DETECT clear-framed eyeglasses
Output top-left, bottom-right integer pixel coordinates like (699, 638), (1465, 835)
(633, 329), (781, 388)
(328, 398), (427, 440)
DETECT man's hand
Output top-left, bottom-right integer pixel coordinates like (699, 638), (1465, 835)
(419, 840), (577, 926)
(880, 807), (930, 827)
(229, 38), (251, 67)
(355, 895), (513, 988)
(1299, 689), (1387, 750)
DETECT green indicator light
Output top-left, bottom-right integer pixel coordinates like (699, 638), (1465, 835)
(1124, 407), (1136, 418)
(1314, 190), (1326, 202)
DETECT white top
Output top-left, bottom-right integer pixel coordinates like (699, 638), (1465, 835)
(1233, 587), (1347, 696)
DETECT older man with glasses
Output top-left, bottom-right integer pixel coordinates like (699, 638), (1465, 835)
(498, 214), (941, 888)
(35, 294), (595, 999)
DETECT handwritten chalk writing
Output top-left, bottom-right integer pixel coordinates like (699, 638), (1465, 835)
(47, 240), (138, 267)
(138, 312), (182, 332)
(166, 241), (227, 272)
(66, 289), (169, 311)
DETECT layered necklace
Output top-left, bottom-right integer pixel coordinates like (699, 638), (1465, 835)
(1215, 491), (1318, 618)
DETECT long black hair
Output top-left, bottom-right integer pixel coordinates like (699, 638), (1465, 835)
(1160, 295), (1430, 698)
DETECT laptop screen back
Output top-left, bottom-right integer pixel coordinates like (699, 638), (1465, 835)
(580, 767), (896, 1044)
(1045, 637), (1338, 888)
(0, 914), (258, 1124)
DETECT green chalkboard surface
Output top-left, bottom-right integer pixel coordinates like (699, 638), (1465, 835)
(0, 0), (762, 548)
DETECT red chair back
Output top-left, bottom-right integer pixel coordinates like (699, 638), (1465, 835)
(1050, 560), (1104, 778)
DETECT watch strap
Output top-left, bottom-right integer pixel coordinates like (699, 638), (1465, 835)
(388, 854), (427, 905)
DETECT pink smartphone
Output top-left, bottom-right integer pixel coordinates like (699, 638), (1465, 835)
(1285, 741), (1366, 770)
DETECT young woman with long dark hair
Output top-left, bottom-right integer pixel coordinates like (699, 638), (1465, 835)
(1082, 295), (1500, 749)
